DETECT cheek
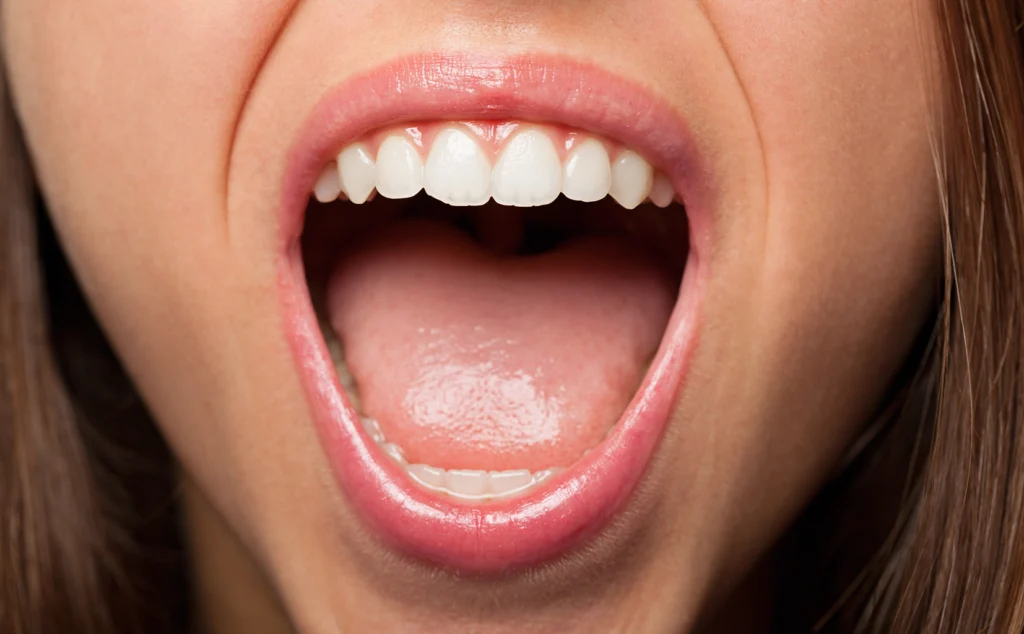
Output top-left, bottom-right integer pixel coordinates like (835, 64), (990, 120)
(737, 0), (941, 394)
(2, 0), (294, 296)
(1, 0), (297, 412)
(708, 0), (941, 404)
(0, 1), (308, 494)
(666, 0), (940, 568)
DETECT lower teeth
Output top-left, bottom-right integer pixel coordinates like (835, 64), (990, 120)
(362, 418), (564, 501)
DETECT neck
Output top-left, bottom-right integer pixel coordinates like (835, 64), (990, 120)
(697, 554), (777, 634)
(182, 477), (295, 634)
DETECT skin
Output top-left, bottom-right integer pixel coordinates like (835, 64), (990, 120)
(3, 1), (939, 633)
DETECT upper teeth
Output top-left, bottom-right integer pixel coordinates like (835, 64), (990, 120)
(312, 124), (673, 210)
(337, 144), (377, 205)
(425, 127), (493, 206)
(490, 128), (563, 207)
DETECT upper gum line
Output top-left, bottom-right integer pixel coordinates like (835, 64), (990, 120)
(361, 121), (618, 163)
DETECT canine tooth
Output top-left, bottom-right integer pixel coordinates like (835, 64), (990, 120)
(562, 138), (611, 203)
(424, 127), (491, 206)
(445, 469), (489, 497)
(361, 418), (385, 444)
(381, 442), (407, 465)
(313, 162), (342, 202)
(488, 469), (534, 495)
(610, 150), (654, 210)
(375, 135), (424, 199)
(337, 144), (376, 205)
(407, 464), (446, 489)
(492, 128), (562, 207)
(649, 172), (674, 208)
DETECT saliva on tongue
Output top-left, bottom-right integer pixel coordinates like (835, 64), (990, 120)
(326, 218), (676, 473)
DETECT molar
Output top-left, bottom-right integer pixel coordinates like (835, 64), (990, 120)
(313, 162), (342, 203)
(649, 172), (674, 208)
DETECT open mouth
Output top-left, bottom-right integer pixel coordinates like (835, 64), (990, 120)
(278, 54), (709, 574)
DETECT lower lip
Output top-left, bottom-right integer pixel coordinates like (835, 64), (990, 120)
(279, 53), (708, 573)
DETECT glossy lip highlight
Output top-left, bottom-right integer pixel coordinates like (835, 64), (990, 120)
(278, 53), (709, 574)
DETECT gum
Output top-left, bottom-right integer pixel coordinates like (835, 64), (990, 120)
(354, 120), (629, 164)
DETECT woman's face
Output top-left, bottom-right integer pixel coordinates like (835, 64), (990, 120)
(4, 2), (939, 632)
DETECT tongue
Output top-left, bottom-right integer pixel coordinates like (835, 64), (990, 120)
(326, 219), (676, 472)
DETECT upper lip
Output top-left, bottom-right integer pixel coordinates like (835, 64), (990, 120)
(277, 52), (708, 574)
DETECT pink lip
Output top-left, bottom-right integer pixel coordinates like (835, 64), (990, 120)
(278, 53), (709, 574)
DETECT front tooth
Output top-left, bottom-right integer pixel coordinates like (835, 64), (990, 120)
(492, 128), (562, 207)
(445, 469), (489, 497)
(375, 135), (424, 199)
(649, 172), (674, 208)
(488, 469), (534, 495)
(337, 144), (376, 205)
(610, 150), (654, 210)
(408, 464), (446, 489)
(424, 127), (491, 206)
(562, 139), (611, 203)
(313, 162), (342, 203)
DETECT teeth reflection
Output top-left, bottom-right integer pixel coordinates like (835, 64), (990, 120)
(362, 417), (566, 501)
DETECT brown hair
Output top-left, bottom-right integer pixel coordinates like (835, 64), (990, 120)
(1, 1), (1023, 632)
(779, 1), (1024, 631)
(0, 36), (184, 634)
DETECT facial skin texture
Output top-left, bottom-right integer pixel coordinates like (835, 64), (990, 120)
(3, 2), (939, 633)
